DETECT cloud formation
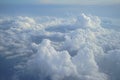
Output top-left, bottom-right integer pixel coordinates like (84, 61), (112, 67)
(0, 14), (120, 80)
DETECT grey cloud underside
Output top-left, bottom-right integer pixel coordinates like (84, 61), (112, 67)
(0, 14), (120, 80)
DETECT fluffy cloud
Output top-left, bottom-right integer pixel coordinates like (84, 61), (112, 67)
(0, 14), (120, 80)
(25, 39), (78, 80)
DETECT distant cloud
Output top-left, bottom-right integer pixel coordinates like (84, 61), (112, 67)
(40, 0), (120, 5)
(0, 0), (120, 5)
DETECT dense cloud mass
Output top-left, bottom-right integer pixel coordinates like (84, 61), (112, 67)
(0, 14), (120, 80)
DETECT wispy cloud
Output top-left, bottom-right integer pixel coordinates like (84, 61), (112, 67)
(0, 0), (120, 5)
(40, 0), (120, 5)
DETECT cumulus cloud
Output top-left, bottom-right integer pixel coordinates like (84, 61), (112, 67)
(76, 13), (101, 29)
(25, 39), (78, 80)
(0, 14), (120, 80)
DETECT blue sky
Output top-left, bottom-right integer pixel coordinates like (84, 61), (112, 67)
(0, 0), (120, 5)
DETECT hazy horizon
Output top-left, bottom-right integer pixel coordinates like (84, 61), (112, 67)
(0, 4), (120, 18)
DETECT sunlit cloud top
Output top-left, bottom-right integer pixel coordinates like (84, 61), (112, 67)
(0, 0), (120, 5)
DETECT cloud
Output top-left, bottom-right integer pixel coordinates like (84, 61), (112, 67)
(40, 0), (120, 5)
(0, 14), (120, 80)
(1, 0), (120, 5)
(26, 39), (78, 80)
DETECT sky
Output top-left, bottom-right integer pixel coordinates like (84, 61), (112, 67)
(0, 0), (120, 5)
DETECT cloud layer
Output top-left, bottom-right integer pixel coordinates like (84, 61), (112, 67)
(1, 0), (120, 5)
(40, 0), (120, 5)
(0, 14), (120, 80)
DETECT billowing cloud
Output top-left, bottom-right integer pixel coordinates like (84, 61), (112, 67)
(0, 14), (120, 80)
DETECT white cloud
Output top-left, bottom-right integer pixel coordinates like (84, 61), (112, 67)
(0, 14), (120, 80)
(26, 39), (78, 80)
